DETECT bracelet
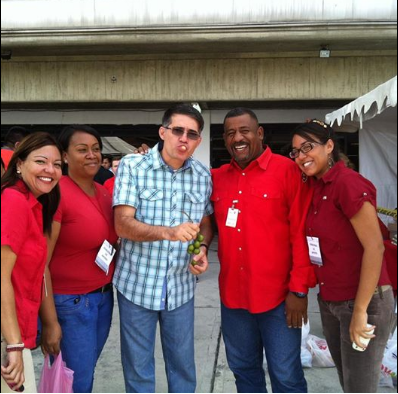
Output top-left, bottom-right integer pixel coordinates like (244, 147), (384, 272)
(6, 343), (25, 352)
(200, 244), (209, 252)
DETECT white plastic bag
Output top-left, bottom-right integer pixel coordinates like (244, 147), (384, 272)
(306, 334), (335, 368)
(301, 321), (312, 368)
(379, 328), (397, 388)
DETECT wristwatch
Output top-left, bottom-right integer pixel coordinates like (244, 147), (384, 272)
(292, 292), (308, 298)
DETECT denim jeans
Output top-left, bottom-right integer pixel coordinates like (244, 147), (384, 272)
(117, 291), (196, 393)
(318, 288), (395, 393)
(221, 302), (307, 393)
(54, 290), (114, 393)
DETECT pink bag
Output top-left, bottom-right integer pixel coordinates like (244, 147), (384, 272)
(38, 352), (74, 393)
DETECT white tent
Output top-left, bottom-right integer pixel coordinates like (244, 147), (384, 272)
(101, 136), (137, 156)
(325, 76), (397, 211)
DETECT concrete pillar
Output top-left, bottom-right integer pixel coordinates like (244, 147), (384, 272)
(193, 110), (210, 168)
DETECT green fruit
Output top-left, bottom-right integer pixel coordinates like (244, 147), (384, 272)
(191, 260), (198, 266)
(194, 248), (200, 255)
(194, 241), (201, 248)
(197, 234), (205, 242)
(188, 244), (195, 252)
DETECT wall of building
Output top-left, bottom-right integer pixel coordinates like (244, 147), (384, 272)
(1, 53), (396, 104)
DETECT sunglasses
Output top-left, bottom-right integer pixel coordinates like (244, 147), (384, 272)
(289, 141), (322, 159)
(163, 126), (201, 141)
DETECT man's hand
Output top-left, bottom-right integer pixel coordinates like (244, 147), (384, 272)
(134, 144), (150, 155)
(190, 246), (209, 275)
(40, 321), (62, 356)
(166, 222), (200, 242)
(285, 292), (308, 328)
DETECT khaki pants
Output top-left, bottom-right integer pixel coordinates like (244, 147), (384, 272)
(1, 336), (37, 393)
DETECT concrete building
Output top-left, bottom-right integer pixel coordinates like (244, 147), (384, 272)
(1, 0), (397, 167)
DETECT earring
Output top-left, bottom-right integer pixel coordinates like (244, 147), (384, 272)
(17, 169), (21, 174)
(328, 157), (334, 169)
(64, 160), (68, 164)
(301, 172), (308, 183)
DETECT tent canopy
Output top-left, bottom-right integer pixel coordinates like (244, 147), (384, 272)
(101, 136), (136, 156)
(325, 76), (397, 212)
(326, 76), (397, 128)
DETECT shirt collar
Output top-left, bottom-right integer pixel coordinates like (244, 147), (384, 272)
(151, 143), (193, 173)
(14, 180), (42, 209)
(318, 160), (345, 185)
(228, 146), (272, 172)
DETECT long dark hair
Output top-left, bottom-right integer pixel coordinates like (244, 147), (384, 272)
(291, 119), (340, 163)
(1, 132), (62, 236)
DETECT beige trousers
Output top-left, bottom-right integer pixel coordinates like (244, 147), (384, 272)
(1, 336), (37, 393)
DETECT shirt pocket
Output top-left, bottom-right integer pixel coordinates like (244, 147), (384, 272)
(137, 189), (165, 223)
(210, 192), (230, 224)
(250, 188), (284, 217)
(182, 192), (206, 223)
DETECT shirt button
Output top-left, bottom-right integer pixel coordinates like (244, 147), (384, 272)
(240, 267), (244, 271)
(264, 194), (268, 198)
(242, 173), (246, 176)
(238, 229), (241, 232)
(363, 192), (368, 196)
(239, 247), (242, 251)
(239, 191), (242, 194)
(314, 211), (318, 215)
(320, 282), (325, 286)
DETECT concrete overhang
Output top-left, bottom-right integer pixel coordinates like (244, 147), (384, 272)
(1, 23), (397, 57)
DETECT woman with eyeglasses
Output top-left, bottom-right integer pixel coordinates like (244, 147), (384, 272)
(290, 120), (393, 393)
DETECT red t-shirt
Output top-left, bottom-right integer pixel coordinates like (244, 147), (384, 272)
(211, 148), (316, 314)
(103, 176), (115, 196)
(50, 176), (118, 294)
(1, 181), (47, 348)
(306, 161), (391, 301)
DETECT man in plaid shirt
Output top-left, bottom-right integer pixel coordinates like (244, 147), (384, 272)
(113, 104), (214, 393)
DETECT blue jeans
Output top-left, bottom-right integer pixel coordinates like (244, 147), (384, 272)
(221, 302), (307, 393)
(54, 290), (114, 393)
(117, 291), (196, 393)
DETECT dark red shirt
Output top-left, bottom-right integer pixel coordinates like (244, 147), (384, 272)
(1, 181), (47, 348)
(50, 176), (118, 294)
(306, 161), (391, 301)
(211, 147), (316, 313)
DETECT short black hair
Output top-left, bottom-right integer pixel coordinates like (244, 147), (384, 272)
(58, 125), (102, 152)
(162, 104), (204, 132)
(224, 108), (259, 125)
(4, 126), (30, 147)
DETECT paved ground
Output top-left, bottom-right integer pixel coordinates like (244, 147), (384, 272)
(32, 240), (396, 393)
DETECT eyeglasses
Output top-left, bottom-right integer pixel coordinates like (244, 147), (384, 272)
(289, 142), (322, 159)
(163, 126), (201, 141)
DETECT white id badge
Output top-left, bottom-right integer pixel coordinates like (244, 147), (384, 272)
(226, 208), (239, 228)
(95, 240), (116, 275)
(306, 236), (323, 266)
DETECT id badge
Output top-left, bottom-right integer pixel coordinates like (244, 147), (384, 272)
(306, 236), (323, 266)
(226, 208), (239, 228)
(95, 240), (116, 275)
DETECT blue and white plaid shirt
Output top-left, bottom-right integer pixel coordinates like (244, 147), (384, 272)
(113, 144), (213, 311)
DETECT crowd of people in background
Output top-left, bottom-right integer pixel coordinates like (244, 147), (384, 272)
(1, 105), (396, 394)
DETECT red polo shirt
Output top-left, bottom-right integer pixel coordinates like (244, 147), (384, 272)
(212, 147), (316, 314)
(306, 161), (391, 302)
(1, 181), (47, 348)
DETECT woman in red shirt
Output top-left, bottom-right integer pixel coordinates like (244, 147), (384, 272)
(41, 125), (118, 393)
(290, 120), (394, 393)
(1, 133), (63, 393)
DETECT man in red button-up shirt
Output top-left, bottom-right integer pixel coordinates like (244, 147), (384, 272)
(212, 108), (316, 393)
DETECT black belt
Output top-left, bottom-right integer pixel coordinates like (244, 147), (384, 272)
(89, 283), (113, 294)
